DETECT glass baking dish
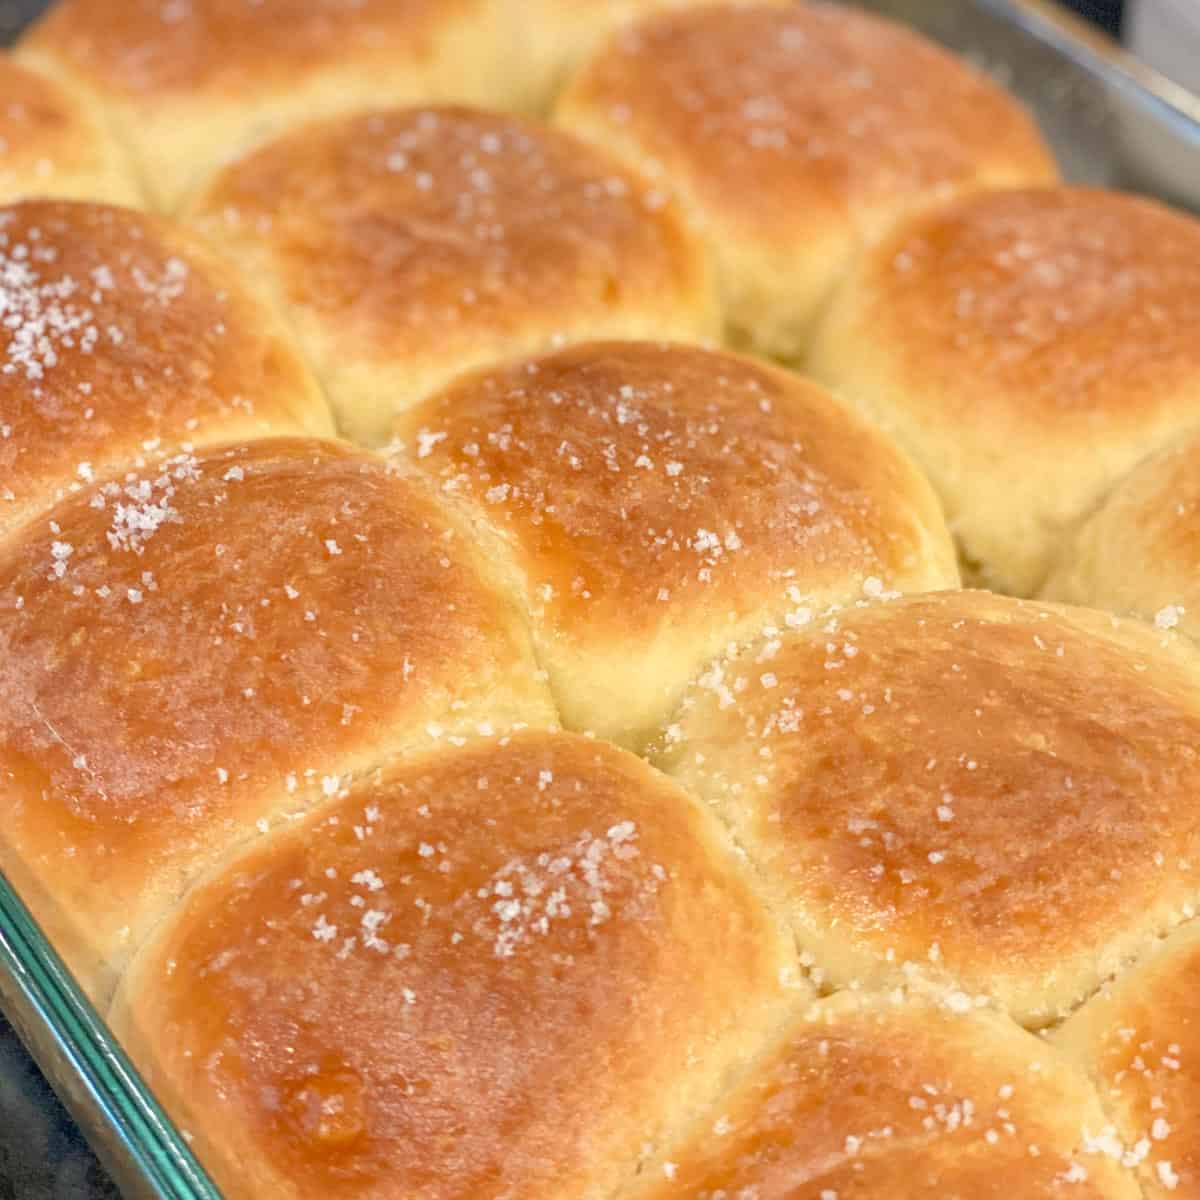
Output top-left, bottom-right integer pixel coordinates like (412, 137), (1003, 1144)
(0, 2), (1197, 1198)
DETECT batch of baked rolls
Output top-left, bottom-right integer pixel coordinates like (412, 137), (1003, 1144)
(1, 0), (1200, 1197)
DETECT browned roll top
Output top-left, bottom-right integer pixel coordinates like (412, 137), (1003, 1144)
(0, 437), (554, 1000)
(0, 199), (331, 539)
(557, 2), (1057, 357)
(20, 0), (515, 209)
(655, 590), (1200, 1027)
(188, 106), (718, 444)
(810, 186), (1200, 595)
(394, 339), (957, 746)
(111, 731), (797, 1200)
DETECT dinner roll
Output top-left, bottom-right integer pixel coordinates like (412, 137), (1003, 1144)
(507, 0), (732, 112)
(631, 993), (1139, 1199)
(110, 731), (800, 1200)
(809, 187), (1200, 596)
(188, 107), (718, 446)
(1043, 431), (1200, 641)
(556, 2), (1057, 361)
(392, 341), (958, 748)
(0, 438), (555, 1002)
(0, 200), (331, 541)
(0, 57), (141, 206)
(1057, 921), (1200, 1198)
(19, 0), (512, 212)
(653, 590), (1200, 1027)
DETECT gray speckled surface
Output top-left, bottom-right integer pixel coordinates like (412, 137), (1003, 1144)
(0, 1020), (119, 1199)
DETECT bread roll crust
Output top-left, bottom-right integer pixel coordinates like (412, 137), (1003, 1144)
(0, 200), (331, 540)
(0, 58), (141, 206)
(810, 187), (1200, 594)
(1057, 921), (1200, 1199)
(21, 0), (512, 209)
(556, 2), (1056, 357)
(654, 590), (1200, 1026)
(632, 993), (1140, 1200)
(25, 0), (479, 98)
(1043, 431), (1200, 641)
(394, 340), (958, 746)
(0, 438), (555, 1001)
(110, 731), (799, 1200)
(510, 0), (724, 111)
(189, 107), (718, 445)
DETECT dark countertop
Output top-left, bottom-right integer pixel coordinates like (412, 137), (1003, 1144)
(0, 1017), (118, 1200)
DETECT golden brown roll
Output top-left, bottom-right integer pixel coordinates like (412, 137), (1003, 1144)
(652, 590), (1200, 1027)
(1057, 921), (1200, 1198)
(392, 341), (958, 748)
(109, 730), (801, 1200)
(809, 187), (1200, 596)
(631, 993), (1139, 1200)
(0, 199), (331, 541)
(508, 0), (732, 112)
(555, 2), (1057, 360)
(19, 0), (513, 212)
(187, 107), (719, 446)
(0, 56), (141, 206)
(1043, 431), (1200, 641)
(0, 438), (556, 1002)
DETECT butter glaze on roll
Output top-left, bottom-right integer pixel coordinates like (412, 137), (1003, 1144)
(1057, 921), (1200, 1198)
(393, 340), (958, 748)
(632, 994), (1139, 1200)
(0, 438), (555, 1002)
(810, 187), (1200, 596)
(0, 200), (331, 541)
(653, 590), (1200, 1027)
(188, 107), (718, 446)
(18, 0), (512, 211)
(110, 731), (800, 1200)
(0, 57), (141, 206)
(556, 2), (1057, 360)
